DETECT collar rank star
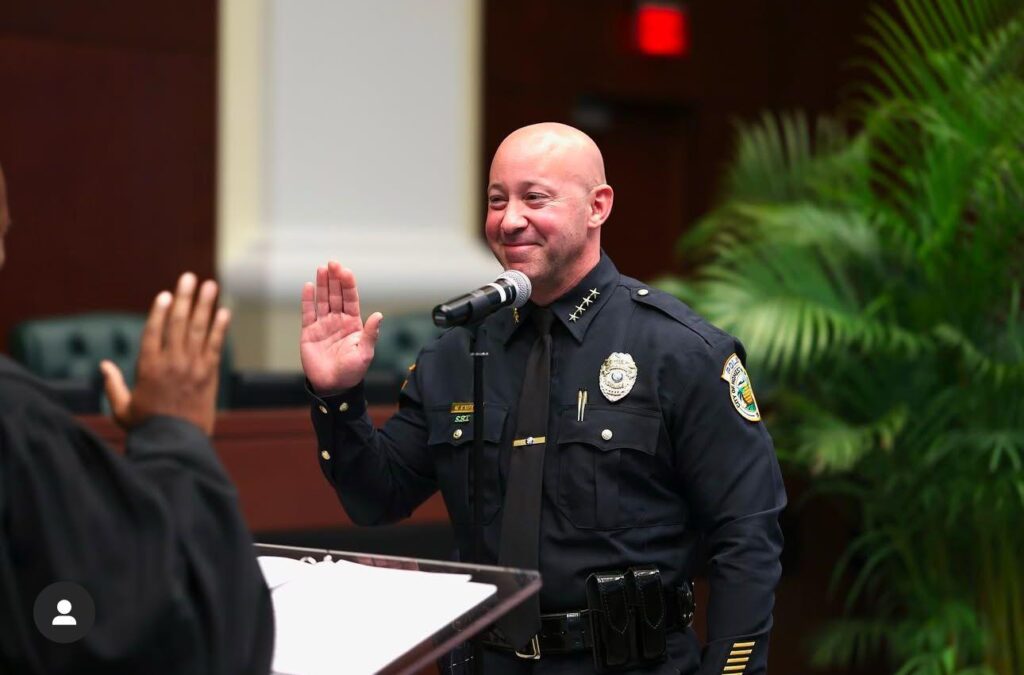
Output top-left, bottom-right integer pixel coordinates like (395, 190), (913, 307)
(599, 352), (637, 402)
(569, 288), (600, 322)
(721, 353), (761, 422)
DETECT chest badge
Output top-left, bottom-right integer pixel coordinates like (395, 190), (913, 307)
(721, 353), (761, 422)
(599, 352), (637, 402)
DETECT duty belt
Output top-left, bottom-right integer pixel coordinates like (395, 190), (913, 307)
(480, 576), (695, 664)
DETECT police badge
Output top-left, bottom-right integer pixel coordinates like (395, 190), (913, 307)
(599, 352), (637, 402)
(721, 353), (761, 422)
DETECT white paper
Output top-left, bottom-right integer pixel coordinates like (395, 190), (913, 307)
(258, 557), (496, 675)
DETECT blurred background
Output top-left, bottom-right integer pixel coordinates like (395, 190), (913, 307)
(2, 1), (1021, 673)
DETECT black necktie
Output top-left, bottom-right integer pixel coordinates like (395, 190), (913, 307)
(496, 308), (553, 650)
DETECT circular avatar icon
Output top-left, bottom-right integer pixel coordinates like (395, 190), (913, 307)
(33, 581), (95, 644)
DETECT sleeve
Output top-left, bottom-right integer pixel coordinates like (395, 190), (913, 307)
(0, 407), (273, 675)
(308, 353), (438, 526)
(670, 340), (787, 675)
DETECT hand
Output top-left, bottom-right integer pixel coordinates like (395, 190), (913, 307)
(100, 272), (230, 435)
(299, 261), (383, 393)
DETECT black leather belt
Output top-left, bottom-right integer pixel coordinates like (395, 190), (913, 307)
(479, 590), (692, 659)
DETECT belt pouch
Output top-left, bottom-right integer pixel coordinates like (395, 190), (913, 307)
(625, 566), (667, 662)
(585, 571), (633, 672)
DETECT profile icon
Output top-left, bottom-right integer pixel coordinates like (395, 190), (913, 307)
(51, 599), (78, 626)
(34, 582), (94, 643)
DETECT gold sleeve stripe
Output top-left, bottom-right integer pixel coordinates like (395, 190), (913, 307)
(733, 641), (756, 648)
(727, 657), (750, 664)
(730, 649), (753, 656)
(723, 666), (746, 673)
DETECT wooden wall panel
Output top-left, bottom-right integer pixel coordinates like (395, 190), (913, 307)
(0, 1), (216, 352)
(484, 0), (878, 280)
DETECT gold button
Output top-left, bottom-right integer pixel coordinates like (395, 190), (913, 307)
(601, 429), (613, 441)
(637, 289), (649, 297)
(320, 450), (331, 460)
(339, 402), (349, 412)
(318, 404), (328, 415)
(453, 429), (463, 440)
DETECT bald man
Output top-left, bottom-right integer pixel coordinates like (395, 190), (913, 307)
(301, 124), (785, 674)
(0, 163), (273, 674)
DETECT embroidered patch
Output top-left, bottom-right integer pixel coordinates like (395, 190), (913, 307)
(721, 353), (760, 422)
(599, 352), (637, 402)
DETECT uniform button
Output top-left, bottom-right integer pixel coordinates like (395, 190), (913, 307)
(339, 402), (349, 412)
(637, 289), (649, 297)
(320, 450), (331, 460)
(601, 429), (613, 441)
(453, 429), (463, 440)
(318, 404), (328, 415)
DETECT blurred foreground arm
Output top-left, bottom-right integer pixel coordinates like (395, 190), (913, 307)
(0, 273), (273, 675)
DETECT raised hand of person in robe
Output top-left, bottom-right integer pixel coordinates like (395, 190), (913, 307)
(100, 272), (230, 435)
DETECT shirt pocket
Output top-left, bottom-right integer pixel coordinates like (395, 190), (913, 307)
(426, 405), (508, 527)
(556, 406), (680, 530)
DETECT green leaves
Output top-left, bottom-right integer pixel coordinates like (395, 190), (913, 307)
(662, 0), (1024, 672)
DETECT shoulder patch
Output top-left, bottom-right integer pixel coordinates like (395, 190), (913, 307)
(720, 353), (761, 422)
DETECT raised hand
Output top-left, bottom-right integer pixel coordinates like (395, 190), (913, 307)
(100, 272), (230, 435)
(300, 261), (383, 393)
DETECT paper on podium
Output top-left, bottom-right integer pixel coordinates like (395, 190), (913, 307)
(259, 556), (497, 675)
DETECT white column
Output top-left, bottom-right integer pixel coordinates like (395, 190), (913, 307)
(219, 0), (495, 370)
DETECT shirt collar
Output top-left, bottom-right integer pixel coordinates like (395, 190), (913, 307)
(493, 250), (619, 345)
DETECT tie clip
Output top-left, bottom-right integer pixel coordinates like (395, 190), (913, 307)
(512, 436), (546, 447)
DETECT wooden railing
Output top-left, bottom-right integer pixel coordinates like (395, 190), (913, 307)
(78, 406), (449, 533)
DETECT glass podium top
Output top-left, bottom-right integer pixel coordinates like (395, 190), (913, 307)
(255, 543), (542, 675)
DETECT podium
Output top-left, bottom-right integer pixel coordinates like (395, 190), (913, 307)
(256, 543), (541, 675)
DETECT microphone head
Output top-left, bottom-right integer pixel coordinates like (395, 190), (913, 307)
(497, 269), (532, 308)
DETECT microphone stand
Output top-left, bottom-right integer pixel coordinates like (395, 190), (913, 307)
(466, 322), (487, 565)
(467, 322), (487, 675)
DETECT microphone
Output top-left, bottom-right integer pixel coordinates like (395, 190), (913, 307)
(432, 270), (532, 328)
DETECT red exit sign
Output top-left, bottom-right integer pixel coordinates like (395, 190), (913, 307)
(634, 2), (690, 58)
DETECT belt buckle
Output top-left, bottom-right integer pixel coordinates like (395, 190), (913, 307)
(515, 635), (541, 660)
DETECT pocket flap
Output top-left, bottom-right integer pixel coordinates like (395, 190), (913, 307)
(558, 407), (660, 455)
(427, 404), (508, 446)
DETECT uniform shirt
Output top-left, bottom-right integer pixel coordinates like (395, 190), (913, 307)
(0, 355), (274, 675)
(311, 252), (786, 675)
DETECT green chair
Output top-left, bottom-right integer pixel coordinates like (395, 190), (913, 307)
(9, 313), (233, 412)
(364, 313), (443, 404)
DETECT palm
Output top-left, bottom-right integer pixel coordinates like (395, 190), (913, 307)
(659, 2), (1024, 672)
(300, 262), (383, 392)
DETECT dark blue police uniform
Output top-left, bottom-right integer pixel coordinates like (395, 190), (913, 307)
(310, 252), (786, 674)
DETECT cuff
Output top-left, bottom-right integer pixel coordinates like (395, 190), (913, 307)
(306, 380), (368, 420)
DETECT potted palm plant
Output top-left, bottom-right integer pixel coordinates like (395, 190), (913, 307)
(659, 1), (1024, 672)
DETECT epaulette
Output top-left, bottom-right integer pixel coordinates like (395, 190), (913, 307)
(621, 280), (730, 350)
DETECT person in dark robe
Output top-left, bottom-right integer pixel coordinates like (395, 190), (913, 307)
(0, 162), (274, 674)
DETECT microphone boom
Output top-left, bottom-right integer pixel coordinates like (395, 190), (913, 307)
(432, 270), (532, 328)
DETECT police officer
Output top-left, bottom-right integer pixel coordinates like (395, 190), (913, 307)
(300, 123), (785, 674)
